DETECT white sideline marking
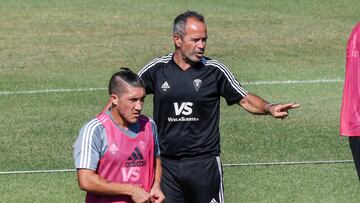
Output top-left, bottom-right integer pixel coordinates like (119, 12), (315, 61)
(223, 159), (353, 167)
(0, 79), (343, 96)
(0, 169), (76, 175)
(0, 87), (106, 96)
(0, 160), (353, 175)
(241, 78), (343, 85)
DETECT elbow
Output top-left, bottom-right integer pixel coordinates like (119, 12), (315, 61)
(76, 169), (105, 193)
(78, 176), (105, 193)
(78, 179), (91, 191)
(77, 171), (97, 192)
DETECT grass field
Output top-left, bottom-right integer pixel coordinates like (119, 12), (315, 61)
(1, 0), (360, 202)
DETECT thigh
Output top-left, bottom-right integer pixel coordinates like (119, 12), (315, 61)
(161, 157), (185, 203)
(181, 156), (224, 203)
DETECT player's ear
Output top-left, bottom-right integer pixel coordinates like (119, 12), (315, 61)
(110, 94), (119, 106)
(173, 33), (182, 48)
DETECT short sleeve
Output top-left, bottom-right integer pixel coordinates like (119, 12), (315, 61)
(73, 119), (105, 170)
(138, 59), (157, 94)
(215, 61), (248, 105)
(149, 119), (161, 157)
(138, 53), (174, 95)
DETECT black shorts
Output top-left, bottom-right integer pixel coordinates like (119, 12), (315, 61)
(349, 136), (360, 181)
(160, 156), (224, 203)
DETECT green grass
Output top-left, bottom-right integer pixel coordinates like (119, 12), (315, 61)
(220, 83), (350, 163)
(224, 164), (360, 203)
(1, 0), (360, 202)
(1, 164), (359, 203)
(0, 172), (84, 202)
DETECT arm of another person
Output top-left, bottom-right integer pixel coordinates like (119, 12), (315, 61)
(100, 99), (112, 114)
(77, 169), (151, 203)
(149, 158), (165, 203)
(239, 93), (300, 119)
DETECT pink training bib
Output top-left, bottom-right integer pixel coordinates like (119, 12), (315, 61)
(86, 113), (155, 203)
(340, 22), (360, 136)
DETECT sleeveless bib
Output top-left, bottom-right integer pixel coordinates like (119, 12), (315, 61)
(86, 113), (155, 203)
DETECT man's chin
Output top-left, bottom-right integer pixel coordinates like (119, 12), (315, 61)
(130, 116), (140, 123)
(188, 57), (201, 64)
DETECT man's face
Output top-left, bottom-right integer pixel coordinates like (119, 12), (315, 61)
(176, 18), (208, 64)
(112, 86), (145, 127)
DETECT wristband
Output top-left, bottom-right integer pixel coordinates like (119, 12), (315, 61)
(266, 103), (277, 114)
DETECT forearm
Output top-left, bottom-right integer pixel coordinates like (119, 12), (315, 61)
(239, 93), (300, 119)
(77, 169), (135, 196)
(153, 158), (162, 187)
(239, 93), (271, 115)
(149, 157), (165, 202)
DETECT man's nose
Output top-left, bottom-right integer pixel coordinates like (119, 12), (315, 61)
(135, 101), (143, 111)
(198, 40), (206, 49)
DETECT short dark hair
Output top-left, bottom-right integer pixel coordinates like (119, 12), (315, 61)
(108, 67), (144, 95)
(173, 10), (205, 37)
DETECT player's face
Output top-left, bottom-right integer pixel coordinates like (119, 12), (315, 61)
(112, 86), (145, 127)
(177, 18), (207, 64)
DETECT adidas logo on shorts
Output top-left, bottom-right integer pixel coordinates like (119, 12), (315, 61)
(209, 198), (218, 203)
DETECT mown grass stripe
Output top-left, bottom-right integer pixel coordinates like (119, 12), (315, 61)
(0, 79), (344, 96)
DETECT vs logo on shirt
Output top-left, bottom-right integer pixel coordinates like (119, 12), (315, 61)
(174, 102), (193, 115)
(121, 167), (140, 182)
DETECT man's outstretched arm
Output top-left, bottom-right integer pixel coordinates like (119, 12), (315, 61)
(239, 93), (300, 119)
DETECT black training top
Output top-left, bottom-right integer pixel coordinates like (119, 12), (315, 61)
(138, 53), (248, 159)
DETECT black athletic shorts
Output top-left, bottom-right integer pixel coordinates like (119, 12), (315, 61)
(349, 136), (360, 181)
(160, 155), (224, 203)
